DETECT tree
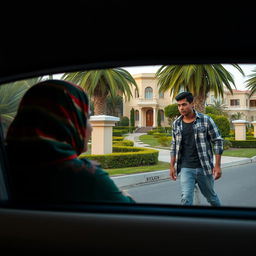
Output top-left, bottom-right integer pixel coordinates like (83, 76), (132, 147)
(106, 94), (123, 117)
(0, 76), (52, 137)
(207, 99), (228, 117)
(245, 67), (256, 96)
(130, 108), (135, 127)
(156, 65), (244, 113)
(164, 103), (180, 127)
(62, 69), (138, 115)
(157, 110), (161, 127)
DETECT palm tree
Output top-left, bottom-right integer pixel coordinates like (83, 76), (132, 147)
(61, 69), (138, 115)
(209, 99), (228, 117)
(0, 75), (53, 137)
(245, 67), (256, 96)
(106, 94), (123, 117)
(156, 65), (244, 112)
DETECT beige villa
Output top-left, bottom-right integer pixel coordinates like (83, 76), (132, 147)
(123, 73), (256, 128)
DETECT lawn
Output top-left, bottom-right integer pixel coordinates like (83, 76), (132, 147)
(138, 134), (161, 147)
(139, 134), (256, 158)
(105, 161), (170, 176)
(222, 148), (256, 158)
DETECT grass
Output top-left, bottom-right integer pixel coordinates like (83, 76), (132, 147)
(140, 134), (256, 158)
(222, 148), (256, 158)
(105, 161), (170, 176)
(139, 134), (162, 147)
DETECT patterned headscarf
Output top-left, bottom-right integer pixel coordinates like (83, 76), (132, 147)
(6, 79), (89, 166)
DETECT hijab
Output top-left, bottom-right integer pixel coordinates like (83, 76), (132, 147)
(6, 79), (89, 167)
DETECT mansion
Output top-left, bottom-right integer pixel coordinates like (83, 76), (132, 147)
(123, 73), (256, 127)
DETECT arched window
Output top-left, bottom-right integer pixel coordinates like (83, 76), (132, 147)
(145, 87), (153, 99)
(159, 91), (164, 98)
(135, 110), (139, 121)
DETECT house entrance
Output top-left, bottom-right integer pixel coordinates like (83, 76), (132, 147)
(146, 109), (153, 126)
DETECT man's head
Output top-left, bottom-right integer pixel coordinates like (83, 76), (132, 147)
(175, 92), (194, 117)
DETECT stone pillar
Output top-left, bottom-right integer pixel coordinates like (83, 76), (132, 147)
(138, 107), (142, 128)
(232, 120), (248, 140)
(90, 115), (120, 155)
(252, 121), (256, 138)
(153, 107), (157, 128)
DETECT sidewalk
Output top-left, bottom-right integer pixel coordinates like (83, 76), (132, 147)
(112, 133), (256, 188)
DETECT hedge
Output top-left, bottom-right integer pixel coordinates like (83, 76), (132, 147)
(112, 136), (124, 141)
(79, 146), (159, 168)
(226, 140), (256, 148)
(113, 140), (134, 146)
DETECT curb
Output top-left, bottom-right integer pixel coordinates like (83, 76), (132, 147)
(112, 157), (255, 189)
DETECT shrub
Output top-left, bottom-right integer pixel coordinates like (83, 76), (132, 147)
(207, 114), (230, 138)
(79, 146), (159, 168)
(158, 136), (172, 147)
(130, 108), (135, 127)
(223, 140), (232, 150)
(118, 116), (129, 126)
(226, 139), (256, 148)
(113, 140), (134, 146)
(113, 129), (129, 136)
(112, 136), (124, 141)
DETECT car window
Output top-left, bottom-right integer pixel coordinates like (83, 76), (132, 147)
(1, 64), (256, 208)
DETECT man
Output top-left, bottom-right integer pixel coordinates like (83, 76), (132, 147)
(170, 92), (223, 206)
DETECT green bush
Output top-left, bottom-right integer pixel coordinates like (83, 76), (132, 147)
(130, 108), (135, 127)
(113, 129), (129, 136)
(223, 140), (232, 150)
(227, 139), (256, 148)
(113, 140), (134, 146)
(153, 132), (169, 138)
(158, 136), (172, 147)
(207, 114), (230, 137)
(118, 116), (129, 126)
(79, 146), (159, 168)
(164, 103), (180, 119)
(112, 136), (124, 141)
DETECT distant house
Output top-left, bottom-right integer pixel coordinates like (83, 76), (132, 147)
(123, 73), (256, 128)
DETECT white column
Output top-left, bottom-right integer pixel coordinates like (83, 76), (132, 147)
(232, 120), (249, 140)
(252, 121), (256, 138)
(153, 107), (157, 128)
(90, 115), (120, 155)
(138, 108), (142, 127)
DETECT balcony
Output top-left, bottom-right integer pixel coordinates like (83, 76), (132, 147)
(137, 97), (158, 107)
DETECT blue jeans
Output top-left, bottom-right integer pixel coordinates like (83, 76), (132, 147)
(180, 167), (221, 206)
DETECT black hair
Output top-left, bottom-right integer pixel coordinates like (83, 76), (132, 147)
(175, 92), (193, 103)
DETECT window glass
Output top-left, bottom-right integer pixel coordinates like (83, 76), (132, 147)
(1, 64), (256, 209)
(145, 87), (153, 99)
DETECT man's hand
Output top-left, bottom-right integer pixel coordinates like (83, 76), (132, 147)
(170, 166), (177, 181)
(213, 166), (222, 180)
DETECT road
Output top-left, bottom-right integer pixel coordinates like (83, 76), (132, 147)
(127, 162), (256, 207)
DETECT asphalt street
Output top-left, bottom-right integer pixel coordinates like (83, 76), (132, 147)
(126, 162), (256, 208)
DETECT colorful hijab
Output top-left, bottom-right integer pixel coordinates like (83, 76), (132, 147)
(6, 79), (89, 166)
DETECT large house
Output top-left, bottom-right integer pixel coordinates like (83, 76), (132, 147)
(123, 73), (256, 128)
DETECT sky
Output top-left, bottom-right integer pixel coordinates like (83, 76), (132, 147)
(54, 64), (256, 91)
(122, 64), (256, 90)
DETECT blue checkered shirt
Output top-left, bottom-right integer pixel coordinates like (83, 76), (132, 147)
(170, 110), (224, 175)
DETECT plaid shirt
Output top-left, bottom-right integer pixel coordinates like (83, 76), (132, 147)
(170, 110), (223, 175)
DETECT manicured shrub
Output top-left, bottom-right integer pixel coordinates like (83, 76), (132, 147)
(226, 139), (256, 148)
(79, 146), (159, 168)
(158, 136), (172, 147)
(207, 114), (230, 138)
(112, 136), (124, 141)
(113, 140), (134, 146)
(118, 116), (129, 126)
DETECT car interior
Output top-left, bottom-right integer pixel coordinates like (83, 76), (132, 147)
(0, 1), (256, 255)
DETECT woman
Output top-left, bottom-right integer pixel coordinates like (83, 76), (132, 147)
(6, 79), (135, 203)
